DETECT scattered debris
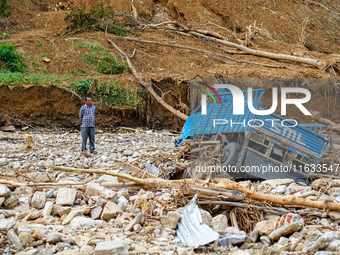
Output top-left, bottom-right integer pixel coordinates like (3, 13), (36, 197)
(0, 130), (339, 254)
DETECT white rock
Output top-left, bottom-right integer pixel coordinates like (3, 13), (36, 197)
(86, 183), (117, 199)
(31, 191), (47, 209)
(94, 239), (129, 255)
(62, 209), (84, 225)
(43, 201), (54, 217)
(0, 184), (11, 197)
(101, 201), (122, 220)
(255, 220), (274, 236)
(213, 214), (228, 232)
(69, 216), (96, 229)
(80, 245), (94, 255)
(7, 229), (23, 250)
(0, 158), (8, 166)
(275, 185), (287, 194)
(56, 188), (77, 206)
(326, 239), (340, 251)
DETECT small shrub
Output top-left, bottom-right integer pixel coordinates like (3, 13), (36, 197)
(96, 53), (127, 75)
(0, 0), (11, 19)
(64, 2), (136, 36)
(64, 1), (115, 33)
(73, 78), (91, 97)
(81, 52), (98, 66)
(0, 43), (27, 73)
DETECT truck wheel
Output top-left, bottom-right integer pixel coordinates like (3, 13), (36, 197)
(221, 142), (237, 166)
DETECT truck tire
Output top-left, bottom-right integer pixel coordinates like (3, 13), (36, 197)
(221, 142), (237, 166)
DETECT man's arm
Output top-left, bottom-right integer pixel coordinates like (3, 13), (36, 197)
(79, 106), (85, 124)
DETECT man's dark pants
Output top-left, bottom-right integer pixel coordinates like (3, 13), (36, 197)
(81, 127), (95, 153)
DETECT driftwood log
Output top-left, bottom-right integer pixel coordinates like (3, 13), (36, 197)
(47, 165), (340, 211)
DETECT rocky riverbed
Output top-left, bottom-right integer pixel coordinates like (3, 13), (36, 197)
(0, 129), (340, 255)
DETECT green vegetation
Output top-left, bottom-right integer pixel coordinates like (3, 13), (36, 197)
(78, 41), (128, 75)
(0, 71), (60, 85)
(0, 0), (11, 19)
(0, 43), (27, 73)
(73, 78), (140, 107)
(35, 43), (42, 48)
(96, 53), (127, 75)
(64, 1), (136, 36)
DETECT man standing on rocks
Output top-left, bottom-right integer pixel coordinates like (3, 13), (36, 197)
(79, 96), (96, 154)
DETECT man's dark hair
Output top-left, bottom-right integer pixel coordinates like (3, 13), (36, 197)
(84, 96), (91, 101)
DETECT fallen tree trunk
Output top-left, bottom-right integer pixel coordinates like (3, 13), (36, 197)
(48, 165), (340, 211)
(184, 179), (340, 211)
(107, 38), (188, 121)
(47, 165), (245, 201)
(121, 37), (283, 68)
(188, 31), (327, 69)
(141, 21), (328, 70)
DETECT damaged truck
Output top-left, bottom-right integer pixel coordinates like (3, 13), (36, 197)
(175, 87), (332, 180)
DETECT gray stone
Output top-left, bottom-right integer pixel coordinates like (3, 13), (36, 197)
(69, 216), (96, 229)
(57, 206), (71, 217)
(98, 175), (118, 184)
(260, 235), (271, 246)
(0, 158), (8, 166)
(86, 183), (117, 199)
(200, 209), (213, 227)
(7, 229), (24, 250)
(256, 220), (274, 236)
(41, 247), (54, 255)
(91, 206), (102, 219)
(32, 228), (44, 240)
(43, 201), (54, 217)
(0, 184), (11, 197)
(303, 232), (337, 253)
(94, 239), (129, 255)
(31, 191), (47, 209)
(0, 219), (16, 230)
(160, 215), (178, 230)
(326, 239), (340, 251)
(167, 211), (181, 222)
(4, 194), (19, 208)
(219, 227), (248, 247)
(123, 150), (133, 156)
(101, 201), (122, 220)
(62, 209), (84, 225)
(213, 214), (228, 232)
(46, 232), (62, 244)
(80, 245), (94, 255)
(19, 232), (32, 248)
(15, 203), (30, 213)
(56, 188), (77, 206)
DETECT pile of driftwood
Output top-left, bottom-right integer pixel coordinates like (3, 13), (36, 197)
(41, 165), (340, 213)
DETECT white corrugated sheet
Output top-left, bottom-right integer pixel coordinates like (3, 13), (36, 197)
(176, 194), (219, 247)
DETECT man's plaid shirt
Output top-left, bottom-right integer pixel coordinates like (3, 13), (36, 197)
(79, 104), (96, 127)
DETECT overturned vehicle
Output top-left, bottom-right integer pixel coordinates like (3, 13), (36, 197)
(175, 88), (333, 180)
